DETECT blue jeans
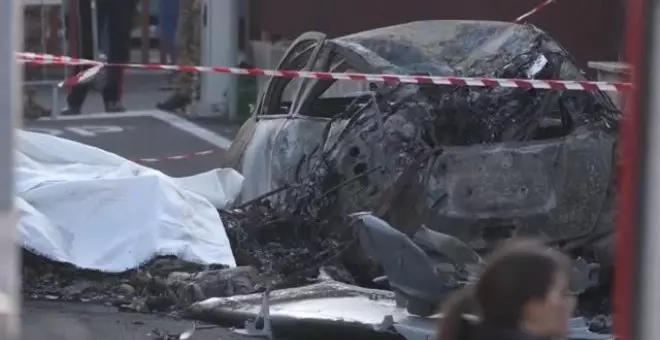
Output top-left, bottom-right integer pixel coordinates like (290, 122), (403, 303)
(99, 20), (109, 56)
(159, 0), (179, 64)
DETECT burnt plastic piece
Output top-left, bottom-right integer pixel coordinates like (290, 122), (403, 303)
(350, 212), (459, 316)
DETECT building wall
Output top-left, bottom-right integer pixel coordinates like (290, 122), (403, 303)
(249, 0), (624, 68)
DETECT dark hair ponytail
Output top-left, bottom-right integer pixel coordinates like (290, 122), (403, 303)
(436, 238), (571, 340)
(437, 288), (477, 340)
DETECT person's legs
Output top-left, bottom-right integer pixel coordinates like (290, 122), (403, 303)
(174, 0), (200, 95)
(23, 7), (50, 118)
(103, 0), (138, 111)
(91, 4), (109, 92)
(156, 0), (200, 113)
(98, 11), (109, 57)
(159, 0), (179, 64)
(64, 0), (94, 114)
(23, 87), (49, 120)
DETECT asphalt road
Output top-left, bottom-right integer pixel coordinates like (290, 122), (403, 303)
(23, 301), (252, 340)
(24, 70), (244, 177)
(24, 111), (233, 177)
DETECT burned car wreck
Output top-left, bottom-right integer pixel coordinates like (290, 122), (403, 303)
(20, 19), (618, 340)
(223, 19), (620, 318)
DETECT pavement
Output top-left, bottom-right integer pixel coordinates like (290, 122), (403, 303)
(26, 69), (175, 114)
(24, 71), (244, 177)
(23, 301), (252, 340)
(25, 111), (233, 177)
(26, 62), (253, 129)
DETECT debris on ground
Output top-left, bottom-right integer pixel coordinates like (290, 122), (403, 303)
(149, 322), (196, 340)
(221, 203), (363, 288)
(23, 251), (261, 312)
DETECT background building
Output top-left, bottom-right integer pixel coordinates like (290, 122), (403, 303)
(247, 0), (625, 68)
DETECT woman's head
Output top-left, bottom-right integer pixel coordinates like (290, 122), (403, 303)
(437, 239), (576, 340)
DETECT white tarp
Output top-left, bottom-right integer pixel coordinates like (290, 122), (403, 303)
(15, 131), (241, 272)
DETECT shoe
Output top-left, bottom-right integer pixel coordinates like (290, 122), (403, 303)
(104, 101), (126, 113)
(61, 106), (81, 116)
(156, 93), (191, 113)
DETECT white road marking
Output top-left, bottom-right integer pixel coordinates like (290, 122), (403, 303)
(32, 110), (234, 149)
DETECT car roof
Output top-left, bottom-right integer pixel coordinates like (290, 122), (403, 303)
(331, 20), (570, 78)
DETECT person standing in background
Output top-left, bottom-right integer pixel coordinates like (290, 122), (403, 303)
(159, 0), (180, 65)
(99, 19), (109, 59)
(156, 0), (201, 113)
(22, 6), (50, 120)
(63, 0), (139, 115)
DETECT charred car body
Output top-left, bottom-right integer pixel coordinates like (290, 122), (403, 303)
(225, 20), (620, 316)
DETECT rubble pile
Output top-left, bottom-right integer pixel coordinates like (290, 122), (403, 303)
(19, 137), (377, 308)
(20, 155), (384, 312)
(221, 185), (372, 287)
(23, 251), (262, 313)
(21, 167), (372, 310)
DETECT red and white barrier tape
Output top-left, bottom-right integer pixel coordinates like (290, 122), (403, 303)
(515, 0), (555, 22)
(17, 52), (632, 92)
(131, 149), (217, 163)
(17, 52), (103, 87)
(17, 52), (99, 66)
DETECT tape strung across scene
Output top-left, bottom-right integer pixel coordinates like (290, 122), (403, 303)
(515, 0), (555, 22)
(13, 1), (610, 166)
(17, 52), (632, 92)
(131, 149), (217, 163)
(14, 0), (615, 164)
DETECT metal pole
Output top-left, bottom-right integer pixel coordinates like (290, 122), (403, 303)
(40, 0), (47, 81)
(0, 0), (21, 338)
(199, 0), (238, 118)
(622, 0), (659, 338)
(61, 0), (68, 75)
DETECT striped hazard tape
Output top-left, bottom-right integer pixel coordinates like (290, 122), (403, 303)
(18, 52), (103, 87)
(515, 0), (555, 22)
(131, 149), (216, 163)
(17, 52), (632, 92)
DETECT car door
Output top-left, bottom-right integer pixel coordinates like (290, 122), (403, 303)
(422, 122), (616, 250)
(227, 32), (333, 204)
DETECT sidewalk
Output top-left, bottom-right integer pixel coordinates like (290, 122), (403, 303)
(29, 72), (172, 114)
(27, 71), (244, 138)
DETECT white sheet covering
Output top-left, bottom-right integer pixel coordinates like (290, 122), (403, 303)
(16, 131), (241, 272)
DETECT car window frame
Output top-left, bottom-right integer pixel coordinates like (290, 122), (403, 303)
(255, 32), (326, 119)
(294, 43), (379, 117)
